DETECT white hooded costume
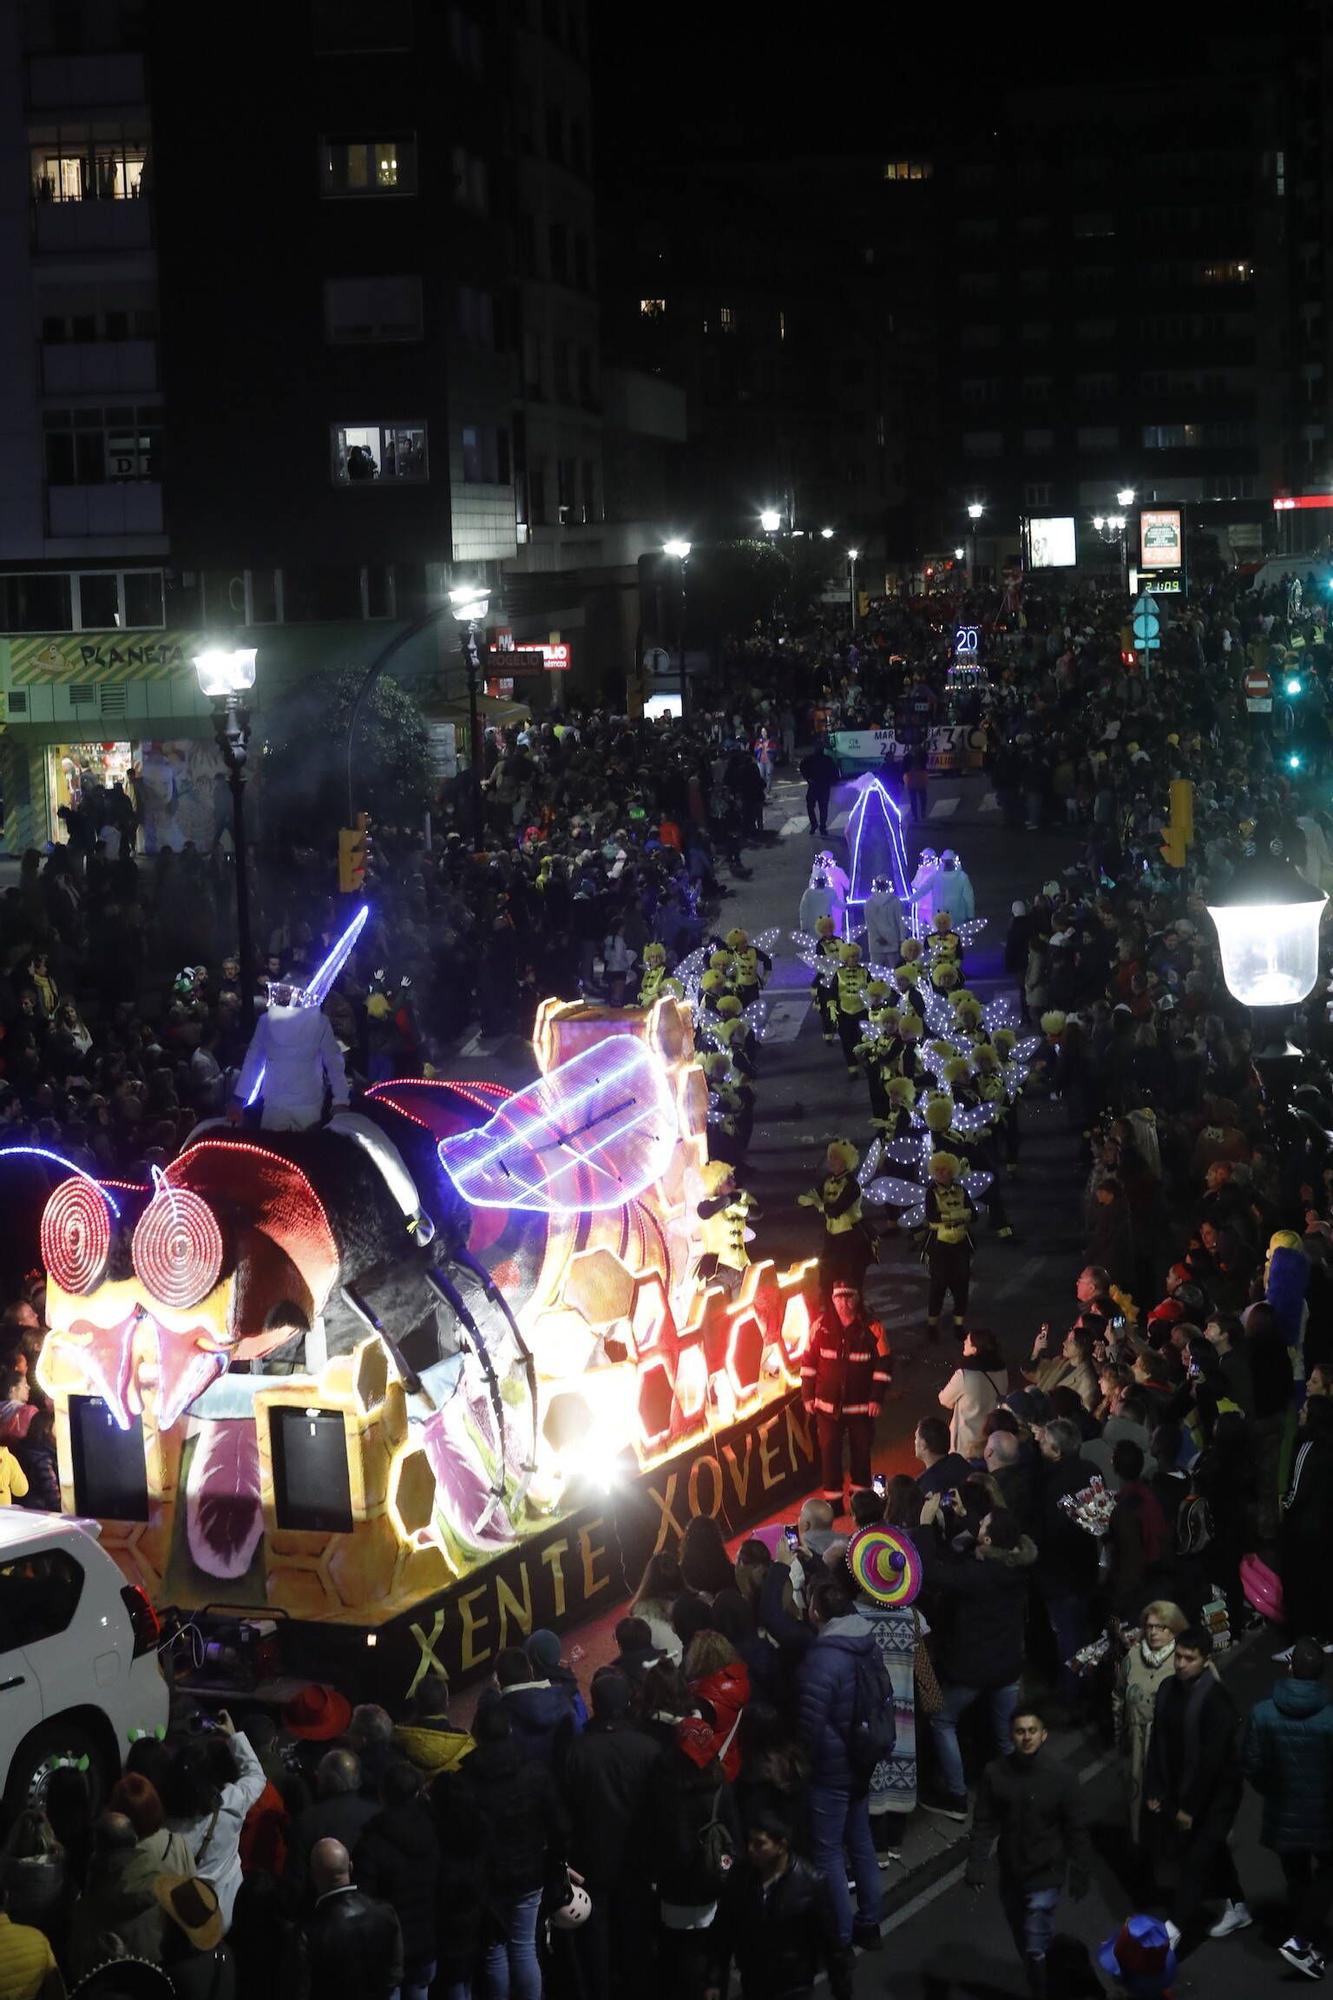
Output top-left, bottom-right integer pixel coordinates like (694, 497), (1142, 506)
(235, 997), (350, 1131)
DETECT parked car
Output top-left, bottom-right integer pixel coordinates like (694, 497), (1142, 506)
(0, 1510), (167, 1816)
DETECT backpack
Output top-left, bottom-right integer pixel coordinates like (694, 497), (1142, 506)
(694, 1710), (742, 1890)
(1177, 1493), (1213, 1557)
(847, 1645), (897, 1788)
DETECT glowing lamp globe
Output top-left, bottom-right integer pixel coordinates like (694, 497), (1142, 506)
(1208, 858), (1327, 1009)
(759, 509), (781, 532)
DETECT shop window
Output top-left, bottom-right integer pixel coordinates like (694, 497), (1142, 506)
(331, 421), (428, 483)
(43, 405), (161, 484)
(324, 275), (423, 343)
(122, 570), (164, 627)
(76, 573), (119, 627)
(30, 125), (149, 202)
(0, 572), (73, 633)
(320, 135), (417, 197)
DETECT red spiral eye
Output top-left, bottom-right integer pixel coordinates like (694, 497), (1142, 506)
(40, 1177), (111, 1295)
(132, 1187), (224, 1310)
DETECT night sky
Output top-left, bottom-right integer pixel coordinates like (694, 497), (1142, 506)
(593, 5), (1243, 166)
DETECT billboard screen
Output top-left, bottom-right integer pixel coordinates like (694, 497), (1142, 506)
(1140, 508), (1182, 571)
(1028, 516), (1077, 569)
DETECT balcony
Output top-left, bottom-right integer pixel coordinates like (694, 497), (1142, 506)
(41, 339), (157, 395)
(27, 52), (146, 108)
(47, 483), (162, 537)
(32, 198), (152, 255)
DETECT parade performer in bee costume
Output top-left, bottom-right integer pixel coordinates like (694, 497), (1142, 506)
(922, 1149), (976, 1341)
(694, 1159), (758, 1296)
(798, 1137), (876, 1294)
(637, 941), (684, 1008)
(835, 940), (870, 1078)
(724, 927), (772, 1008)
(810, 914), (842, 1042)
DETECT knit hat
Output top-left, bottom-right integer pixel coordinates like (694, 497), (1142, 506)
(526, 1629), (564, 1675)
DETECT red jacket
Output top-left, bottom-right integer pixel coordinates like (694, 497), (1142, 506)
(688, 1661), (751, 1781)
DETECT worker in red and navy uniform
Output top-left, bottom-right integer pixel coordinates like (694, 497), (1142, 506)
(800, 1279), (892, 1511)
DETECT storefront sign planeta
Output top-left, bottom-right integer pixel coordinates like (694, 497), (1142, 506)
(6, 633), (203, 684)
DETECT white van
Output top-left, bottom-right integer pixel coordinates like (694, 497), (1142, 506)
(0, 1511), (168, 1814)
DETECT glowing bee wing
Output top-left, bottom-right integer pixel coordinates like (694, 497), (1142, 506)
(438, 1038), (676, 1213)
(862, 1175), (925, 1208)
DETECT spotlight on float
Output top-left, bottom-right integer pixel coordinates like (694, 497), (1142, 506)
(1207, 854), (1327, 1009)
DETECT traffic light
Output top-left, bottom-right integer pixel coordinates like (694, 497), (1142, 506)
(338, 812), (370, 894)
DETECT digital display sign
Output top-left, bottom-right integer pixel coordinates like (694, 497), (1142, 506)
(1140, 508), (1182, 571)
(1028, 517), (1077, 569)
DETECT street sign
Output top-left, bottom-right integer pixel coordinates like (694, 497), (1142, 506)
(1244, 667), (1272, 714)
(1131, 593), (1161, 651)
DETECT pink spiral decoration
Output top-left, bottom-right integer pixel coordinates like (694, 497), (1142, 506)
(132, 1187), (224, 1310)
(40, 1177), (111, 1295)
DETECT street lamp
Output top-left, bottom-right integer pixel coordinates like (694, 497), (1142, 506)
(965, 502), (984, 581)
(1208, 856), (1327, 1011)
(820, 526), (835, 540)
(954, 546), (965, 560)
(1116, 487), (1136, 509)
(193, 647), (258, 1032)
(448, 583), (490, 852)
(662, 541), (691, 716)
(847, 548), (860, 631)
(760, 509), (781, 534)
(1209, 854), (1327, 1102)
(966, 503), (984, 522)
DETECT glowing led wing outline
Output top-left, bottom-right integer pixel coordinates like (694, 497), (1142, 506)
(438, 1038), (676, 1212)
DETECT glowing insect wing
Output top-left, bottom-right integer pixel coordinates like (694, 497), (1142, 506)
(862, 1175), (925, 1208)
(438, 1037), (676, 1212)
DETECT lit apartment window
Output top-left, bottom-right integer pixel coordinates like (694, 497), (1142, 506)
(43, 406), (161, 483)
(30, 127), (149, 202)
(883, 160), (931, 181)
(640, 298), (665, 317)
(320, 136), (417, 197)
(779, 310), (786, 340)
(331, 422), (428, 482)
(1200, 260), (1252, 282)
(720, 306), (734, 332)
(324, 276), (423, 343)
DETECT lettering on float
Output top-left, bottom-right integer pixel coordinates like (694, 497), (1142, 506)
(381, 1392), (816, 1689)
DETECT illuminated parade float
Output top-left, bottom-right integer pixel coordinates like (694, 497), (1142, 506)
(27, 970), (821, 1696)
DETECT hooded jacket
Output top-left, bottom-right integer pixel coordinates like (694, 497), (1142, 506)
(688, 1661), (751, 1781)
(353, 1797), (439, 1965)
(795, 1611), (878, 1792)
(930, 1536), (1038, 1689)
(1242, 1674), (1333, 1853)
(477, 1680), (575, 1773)
(562, 1719), (663, 1885)
(448, 1736), (568, 1905)
(649, 1718), (741, 1909)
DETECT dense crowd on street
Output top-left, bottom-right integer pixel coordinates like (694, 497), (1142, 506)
(10, 559), (1333, 1998)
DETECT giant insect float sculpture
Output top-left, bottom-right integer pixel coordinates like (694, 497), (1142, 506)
(24, 966), (819, 1638)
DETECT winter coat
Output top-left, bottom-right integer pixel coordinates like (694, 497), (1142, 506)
(390, 1720), (473, 1778)
(968, 1747), (1092, 1892)
(1144, 1672), (1242, 1834)
(234, 1004), (349, 1125)
(993, 1444), (1042, 1540)
(938, 1364), (1009, 1461)
(1037, 1455), (1101, 1596)
(1112, 1642), (1178, 1841)
(801, 1314), (890, 1419)
(1107, 1480), (1171, 1621)
(297, 1885), (402, 2000)
(1243, 1674), (1333, 1853)
(477, 1680), (575, 1772)
(169, 1731), (267, 1931)
(649, 1722), (741, 1910)
(711, 1856), (853, 2000)
(561, 1720), (662, 1886)
(448, 1736), (568, 1905)
(288, 1793), (378, 1891)
(352, 1797), (439, 1965)
(795, 1612), (878, 1792)
(11, 1433), (58, 1512)
(929, 1536), (1037, 1690)
(688, 1661), (751, 1780)
(0, 1445), (29, 1505)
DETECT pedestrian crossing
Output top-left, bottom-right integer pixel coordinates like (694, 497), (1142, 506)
(777, 793), (998, 836)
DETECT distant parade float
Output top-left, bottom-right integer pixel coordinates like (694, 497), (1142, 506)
(24, 946), (820, 1695)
